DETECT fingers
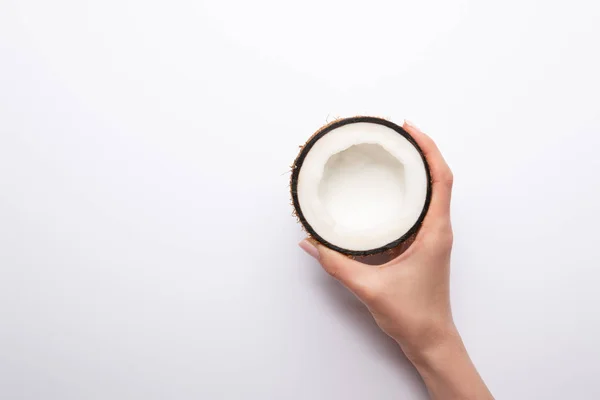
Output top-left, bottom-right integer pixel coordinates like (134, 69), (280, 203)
(299, 240), (374, 294)
(403, 121), (454, 222)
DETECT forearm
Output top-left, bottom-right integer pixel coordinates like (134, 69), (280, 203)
(402, 328), (494, 400)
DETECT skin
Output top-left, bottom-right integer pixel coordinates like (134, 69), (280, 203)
(299, 121), (494, 400)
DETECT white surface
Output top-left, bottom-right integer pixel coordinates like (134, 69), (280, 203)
(1, 0), (599, 399)
(298, 122), (428, 251)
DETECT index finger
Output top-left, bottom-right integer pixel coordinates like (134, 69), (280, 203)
(403, 121), (454, 221)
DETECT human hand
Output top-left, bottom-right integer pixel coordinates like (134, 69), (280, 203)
(299, 121), (494, 399)
(299, 120), (456, 357)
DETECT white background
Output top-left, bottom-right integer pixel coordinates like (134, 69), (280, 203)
(1, 1), (599, 399)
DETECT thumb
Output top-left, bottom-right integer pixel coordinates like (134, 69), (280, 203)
(299, 239), (374, 294)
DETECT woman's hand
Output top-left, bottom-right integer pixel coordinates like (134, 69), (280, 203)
(299, 121), (493, 400)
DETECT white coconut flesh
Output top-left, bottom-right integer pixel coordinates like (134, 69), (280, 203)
(297, 122), (429, 252)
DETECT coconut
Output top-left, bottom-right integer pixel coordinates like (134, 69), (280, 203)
(291, 117), (431, 256)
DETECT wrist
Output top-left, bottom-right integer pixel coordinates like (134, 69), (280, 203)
(398, 322), (462, 367)
(400, 327), (494, 399)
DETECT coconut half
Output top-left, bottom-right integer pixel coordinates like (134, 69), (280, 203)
(291, 117), (432, 256)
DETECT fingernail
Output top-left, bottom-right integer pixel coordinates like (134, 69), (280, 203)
(404, 120), (420, 130)
(299, 239), (320, 260)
